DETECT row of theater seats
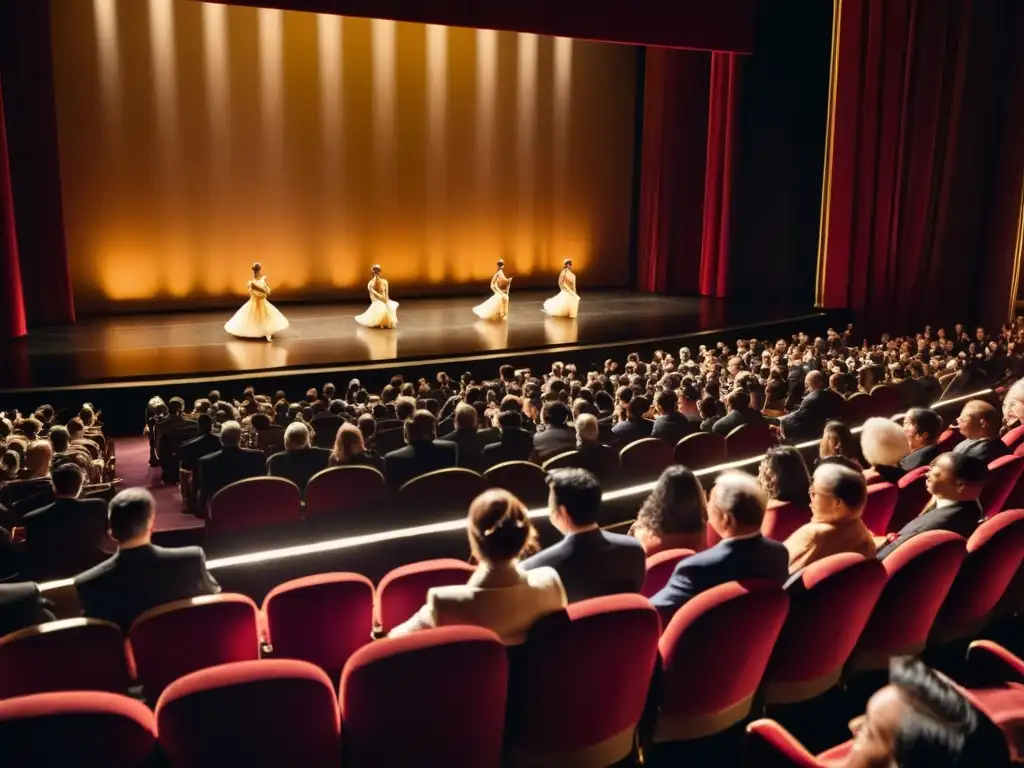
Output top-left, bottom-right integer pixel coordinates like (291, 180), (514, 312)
(2, 508), (1023, 765)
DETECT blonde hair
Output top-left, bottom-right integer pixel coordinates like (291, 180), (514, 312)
(860, 417), (911, 467)
(331, 422), (366, 463)
(1004, 379), (1024, 422)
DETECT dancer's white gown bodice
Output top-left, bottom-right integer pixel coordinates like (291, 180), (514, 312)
(473, 270), (511, 320)
(354, 277), (399, 329)
(542, 268), (580, 319)
(224, 277), (290, 338)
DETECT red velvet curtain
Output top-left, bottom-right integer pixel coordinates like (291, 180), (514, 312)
(636, 50), (742, 298)
(819, 0), (1024, 334)
(0, 78), (27, 340)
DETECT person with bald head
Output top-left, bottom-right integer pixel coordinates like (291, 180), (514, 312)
(197, 420), (266, 508)
(952, 400), (1009, 465)
(779, 369), (844, 442)
(650, 471), (789, 618)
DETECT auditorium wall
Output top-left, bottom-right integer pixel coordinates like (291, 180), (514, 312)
(51, 0), (636, 313)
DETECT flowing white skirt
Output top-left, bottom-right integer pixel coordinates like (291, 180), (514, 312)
(355, 299), (399, 329)
(542, 288), (580, 319)
(224, 297), (290, 338)
(472, 290), (509, 320)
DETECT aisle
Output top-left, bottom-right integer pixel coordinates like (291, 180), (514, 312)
(115, 436), (205, 532)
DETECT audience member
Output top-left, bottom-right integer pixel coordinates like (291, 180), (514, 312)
(532, 402), (577, 462)
(482, 410), (534, 468)
(611, 394), (654, 447)
(520, 469), (645, 602)
(266, 422), (330, 493)
(757, 445), (812, 510)
(629, 465), (708, 555)
(953, 400), (1009, 464)
(900, 407), (943, 471)
(0, 582), (55, 638)
(780, 371), (844, 441)
(384, 410), (458, 490)
(329, 422), (384, 473)
(445, 404), (486, 472)
(178, 413), (221, 472)
(651, 389), (694, 444)
(818, 420), (862, 468)
(197, 421), (266, 505)
(860, 417), (911, 484)
(572, 413), (618, 481)
(712, 388), (765, 437)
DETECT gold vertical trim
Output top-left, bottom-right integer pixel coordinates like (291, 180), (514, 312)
(1010, 174), (1024, 320)
(816, 0), (843, 307)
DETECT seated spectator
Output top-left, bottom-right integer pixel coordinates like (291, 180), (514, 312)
(629, 465), (707, 555)
(900, 407), (943, 471)
(843, 657), (1008, 767)
(780, 370), (844, 441)
(178, 413), (221, 472)
(75, 488), (221, 632)
(761, 378), (788, 419)
(649, 472), (789, 618)
(532, 402), (577, 462)
(712, 388), (766, 437)
(572, 414), (618, 482)
(757, 445), (812, 509)
(860, 416), (911, 484)
(698, 395), (721, 433)
(1001, 378), (1024, 432)
(877, 453), (987, 560)
(953, 400), (1009, 465)
(483, 410), (537, 469)
(389, 489), (565, 643)
(329, 422), (384, 473)
(20, 440), (53, 480)
(47, 425), (95, 479)
(818, 420), (862, 468)
(0, 450), (18, 482)
(611, 394), (654, 447)
(520, 469), (645, 602)
(0, 582), (55, 638)
(651, 389), (694, 444)
(197, 421), (266, 504)
(384, 410), (458, 490)
(266, 422), (330, 493)
(23, 464), (110, 579)
(785, 462), (875, 572)
(67, 417), (102, 459)
(445, 404), (486, 472)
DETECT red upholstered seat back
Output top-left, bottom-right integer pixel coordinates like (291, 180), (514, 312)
(642, 549), (695, 598)
(507, 594), (660, 758)
(761, 502), (812, 542)
(620, 438), (674, 482)
(397, 468), (487, 517)
(745, 719), (825, 768)
(725, 422), (775, 460)
(980, 455), (1024, 519)
(673, 432), (726, 471)
(0, 691), (157, 767)
(936, 428), (965, 452)
(841, 393), (873, 428)
(156, 659), (341, 767)
(339, 626), (507, 767)
(305, 466), (387, 519)
(128, 594), (260, 699)
(887, 466), (930, 534)
(867, 386), (900, 418)
(262, 572), (375, 682)
(0, 618), (129, 699)
(484, 461), (549, 508)
(208, 476), (302, 535)
(542, 450), (580, 471)
(1002, 425), (1024, 452)
(374, 558), (475, 633)
(861, 482), (899, 535)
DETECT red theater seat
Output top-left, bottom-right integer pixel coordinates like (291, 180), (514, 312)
(841, 393), (873, 428)
(262, 572), (375, 682)
(304, 465), (387, 521)
(887, 466), (930, 533)
(651, 581), (789, 744)
(505, 594), (660, 766)
(542, 450), (581, 472)
(128, 594), (261, 699)
(763, 554), (886, 705)
(761, 501), (812, 542)
(484, 461), (549, 508)
(642, 548), (695, 598)
(929, 510), (1024, 645)
(374, 558), (475, 634)
(673, 432), (726, 471)
(208, 476), (302, 536)
(0, 691), (157, 767)
(619, 438), (674, 482)
(744, 719), (826, 767)
(847, 531), (966, 673)
(966, 640), (1024, 763)
(861, 482), (898, 535)
(397, 468), (487, 519)
(339, 626), (507, 767)
(0, 618), (129, 699)
(725, 422), (775, 460)
(980, 455), (1024, 519)
(156, 659), (341, 767)
(1002, 425), (1024, 453)
(936, 427), (965, 452)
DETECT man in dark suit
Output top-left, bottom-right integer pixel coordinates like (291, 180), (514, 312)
(266, 422), (331, 495)
(197, 421), (266, 507)
(900, 407), (943, 471)
(179, 414), (222, 472)
(520, 468), (645, 602)
(22, 465), (110, 580)
(532, 402), (578, 462)
(573, 414), (619, 482)
(384, 410), (459, 490)
(75, 488), (221, 632)
(443, 404), (487, 472)
(877, 453), (987, 560)
(0, 582), (54, 637)
(310, 400), (347, 449)
(651, 390), (695, 445)
(779, 370), (844, 442)
(952, 400), (1009, 466)
(711, 388), (767, 437)
(650, 472), (789, 620)
(483, 411), (535, 468)
(611, 395), (655, 448)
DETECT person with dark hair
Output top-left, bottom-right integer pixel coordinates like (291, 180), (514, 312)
(953, 400), (1009, 465)
(22, 464), (110, 579)
(650, 472), (789, 618)
(473, 259), (512, 320)
(0, 582), (55, 638)
(354, 264), (399, 329)
(698, 395), (721, 433)
(532, 401), (576, 462)
(610, 393), (655, 448)
(178, 413), (221, 472)
(758, 445), (812, 507)
(75, 488), (220, 631)
(483, 410), (535, 468)
(520, 469), (645, 602)
(877, 453), (987, 560)
(901, 407), (943, 471)
(819, 420), (862, 468)
(383, 410), (458, 490)
(390, 490), (564, 643)
(785, 462), (875, 572)
(542, 258), (580, 318)
(711, 387), (767, 437)
(629, 465), (708, 555)
(224, 262), (289, 341)
(842, 656), (1008, 767)
(780, 370), (844, 441)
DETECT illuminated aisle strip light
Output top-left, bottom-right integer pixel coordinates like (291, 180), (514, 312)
(37, 388), (991, 589)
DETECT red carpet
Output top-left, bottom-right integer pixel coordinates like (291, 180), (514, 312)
(116, 436), (204, 532)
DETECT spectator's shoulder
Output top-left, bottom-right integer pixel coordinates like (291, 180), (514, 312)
(601, 530), (645, 551)
(151, 544), (206, 562)
(75, 554), (116, 585)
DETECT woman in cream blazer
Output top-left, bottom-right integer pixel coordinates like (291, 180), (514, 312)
(389, 489), (566, 644)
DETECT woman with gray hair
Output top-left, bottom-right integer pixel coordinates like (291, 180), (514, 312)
(860, 416), (911, 484)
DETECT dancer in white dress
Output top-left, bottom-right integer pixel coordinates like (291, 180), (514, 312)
(542, 259), (580, 319)
(224, 262), (290, 341)
(354, 264), (399, 329)
(472, 260), (512, 320)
